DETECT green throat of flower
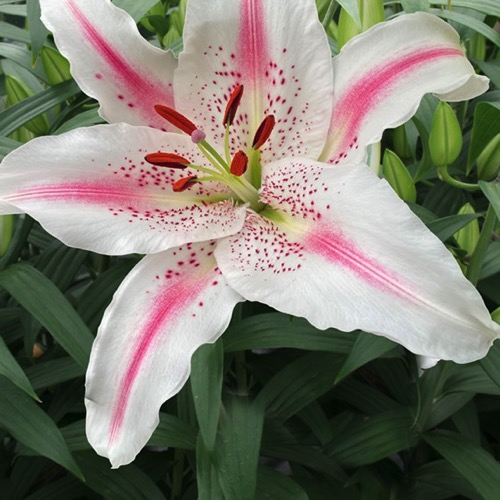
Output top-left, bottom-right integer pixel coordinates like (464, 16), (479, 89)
(145, 85), (273, 213)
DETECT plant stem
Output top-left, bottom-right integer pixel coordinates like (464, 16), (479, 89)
(438, 166), (480, 191)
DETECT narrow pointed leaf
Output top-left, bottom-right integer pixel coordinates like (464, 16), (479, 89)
(214, 397), (264, 500)
(0, 263), (93, 368)
(424, 430), (500, 499)
(191, 339), (223, 450)
(196, 435), (224, 500)
(0, 335), (39, 399)
(75, 452), (165, 500)
(0, 376), (83, 479)
(336, 332), (396, 383)
(0, 79), (80, 136)
(479, 180), (500, 221)
(223, 313), (355, 354)
(256, 465), (308, 500)
(468, 102), (500, 170)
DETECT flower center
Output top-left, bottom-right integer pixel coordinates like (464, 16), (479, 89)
(145, 86), (274, 213)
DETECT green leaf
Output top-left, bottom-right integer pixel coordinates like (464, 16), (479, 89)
(256, 465), (308, 500)
(0, 335), (39, 400)
(214, 397), (264, 500)
(335, 332), (396, 383)
(337, 0), (361, 28)
(327, 408), (419, 467)
(191, 339), (223, 450)
(468, 102), (500, 170)
(25, 357), (84, 391)
(0, 79), (80, 136)
(424, 430), (500, 500)
(430, 8), (500, 46)
(0, 263), (93, 368)
(0, 42), (47, 82)
(427, 213), (481, 242)
(479, 180), (500, 221)
(431, 0), (500, 17)
(480, 341), (500, 389)
(474, 59), (500, 89)
(255, 353), (341, 420)
(223, 313), (355, 354)
(54, 107), (104, 135)
(0, 20), (30, 44)
(403, 460), (483, 500)
(76, 452), (166, 500)
(196, 435), (224, 500)
(0, 376), (83, 479)
(112, 0), (161, 22)
(27, 0), (49, 63)
(0, 136), (21, 159)
(480, 241), (500, 279)
(149, 412), (198, 450)
(0, 4), (27, 16)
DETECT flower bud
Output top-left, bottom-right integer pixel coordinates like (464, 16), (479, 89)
(382, 149), (416, 203)
(40, 46), (71, 85)
(492, 307), (500, 325)
(429, 101), (463, 167)
(454, 203), (479, 256)
(392, 124), (413, 160)
(5, 75), (49, 136)
(477, 134), (500, 181)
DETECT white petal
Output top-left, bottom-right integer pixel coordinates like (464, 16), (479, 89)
(40, 0), (177, 128)
(175, 0), (333, 162)
(0, 124), (246, 255)
(215, 159), (499, 363)
(320, 13), (489, 164)
(85, 243), (243, 467)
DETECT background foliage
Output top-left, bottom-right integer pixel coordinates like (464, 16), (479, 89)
(0, 0), (499, 498)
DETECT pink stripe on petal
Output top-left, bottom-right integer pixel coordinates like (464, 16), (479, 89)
(238, 0), (268, 85)
(306, 225), (406, 297)
(68, 0), (174, 121)
(7, 182), (138, 205)
(330, 47), (462, 162)
(108, 277), (207, 443)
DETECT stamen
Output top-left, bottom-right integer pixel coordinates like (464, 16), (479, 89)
(252, 115), (276, 149)
(172, 175), (198, 192)
(230, 150), (248, 176)
(223, 84), (244, 126)
(154, 105), (197, 135)
(144, 152), (190, 169)
(191, 130), (206, 144)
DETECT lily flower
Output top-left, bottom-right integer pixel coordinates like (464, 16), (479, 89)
(0, 0), (498, 467)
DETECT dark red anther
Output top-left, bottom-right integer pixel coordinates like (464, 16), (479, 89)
(223, 84), (244, 126)
(154, 105), (197, 135)
(230, 150), (248, 176)
(144, 152), (190, 169)
(252, 115), (275, 149)
(172, 175), (198, 192)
